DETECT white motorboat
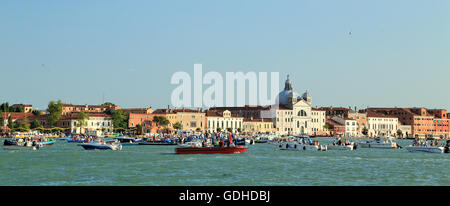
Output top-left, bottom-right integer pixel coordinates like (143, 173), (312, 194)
(405, 139), (446, 153)
(405, 145), (444, 153)
(327, 139), (357, 150)
(358, 136), (399, 149)
(78, 139), (122, 150)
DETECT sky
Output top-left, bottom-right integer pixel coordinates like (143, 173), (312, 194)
(1, 0), (450, 111)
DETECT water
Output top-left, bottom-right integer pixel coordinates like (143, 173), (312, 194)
(0, 138), (449, 186)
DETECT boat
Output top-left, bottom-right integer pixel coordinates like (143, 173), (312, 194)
(358, 135), (400, 149)
(39, 139), (57, 146)
(327, 139), (357, 150)
(405, 139), (445, 153)
(138, 138), (177, 145)
(78, 139), (122, 150)
(175, 146), (248, 154)
(235, 138), (254, 146)
(3, 139), (42, 150)
(405, 145), (444, 153)
(67, 138), (91, 143)
(113, 136), (140, 146)
(278, 136), (327, 151)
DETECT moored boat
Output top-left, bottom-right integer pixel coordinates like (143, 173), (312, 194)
(175, 146), (248, 154)
(358, 135), (400, 149)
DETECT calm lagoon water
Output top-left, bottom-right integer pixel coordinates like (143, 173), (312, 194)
(1, 138), (449, 186)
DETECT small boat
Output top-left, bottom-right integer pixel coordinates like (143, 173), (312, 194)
(278, 137), (327, 151)
(405, 139), (446, 153)
(235, 138), (254, 146)
(175, 146), (248, 154)
(39, 140), (56, 146)
(3, 139), (42, 150)
(405, 145), (444, 153)
(114, 136), (140, 146)
(67, 139), (91, 143)
(327, 139), (357, 150)
(358, 136), (400, 149)
(78, 139), (122, 150)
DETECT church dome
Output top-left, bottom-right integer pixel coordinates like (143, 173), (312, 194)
(301, 91), (311, 100)
(276, 75), (300, 105)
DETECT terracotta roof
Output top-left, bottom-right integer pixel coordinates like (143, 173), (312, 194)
(243, 118), (272, 123)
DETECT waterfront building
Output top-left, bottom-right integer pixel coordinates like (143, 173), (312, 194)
(366, 111), (399, 137)
(271, 75), (313, 136)
(119, 107), (154, 114)
(331, 116), (358, 137)
(310, 108), (327, 136)
(209, 105), (270, 120)
(242, 117), (275, 134)
(62, 104), (122, 115)
(361, 108), (449, 138)
(325, 118), (345, 137)
(68, 113), (113, 136)
(347, 110), (368, 136)
(398, 125), (412, 138)
(206, 110), (243, 133)
(153, 107), (206, 133)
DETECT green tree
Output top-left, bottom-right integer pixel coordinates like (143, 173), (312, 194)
(362, 126), (369, 136)
(0, 102), (10, 112)
(136, 124), (142, 135)
(77, 112), (89, 134)
(173, 121), (183, 131)
(110, 110), (128, 131)
(153, 116), (169, 133)
(226, 128), (232, 133)
(396, 129), (403, 138)
(216, 127), (222, 133)
(0, 111), (3, 127)
(47, 100), (63, 127)
(7, 116), (14, 130)
(196, 127), (201, 132)
(30, 120), (42, 130)
(102, 102), (116, 106)
(32, 110), (41, 116)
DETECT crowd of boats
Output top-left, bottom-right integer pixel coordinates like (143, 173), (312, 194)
(2, 132), (450, 154)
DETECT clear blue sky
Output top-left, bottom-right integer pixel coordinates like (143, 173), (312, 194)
(1, 0), (450, 111)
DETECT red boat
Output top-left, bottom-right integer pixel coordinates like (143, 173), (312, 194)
(175, 146), (248, 154)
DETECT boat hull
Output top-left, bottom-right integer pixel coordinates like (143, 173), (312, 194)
(327, 145), (354, 151)
(359, 143), (397, 149)
(78, 143), (121, 150)
(405, 146), (444, 153)
(278, 142), (327, 151)
(175, 147), (248, 154)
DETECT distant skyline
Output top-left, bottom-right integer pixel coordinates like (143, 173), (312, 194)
(1, 0), (450, 111)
